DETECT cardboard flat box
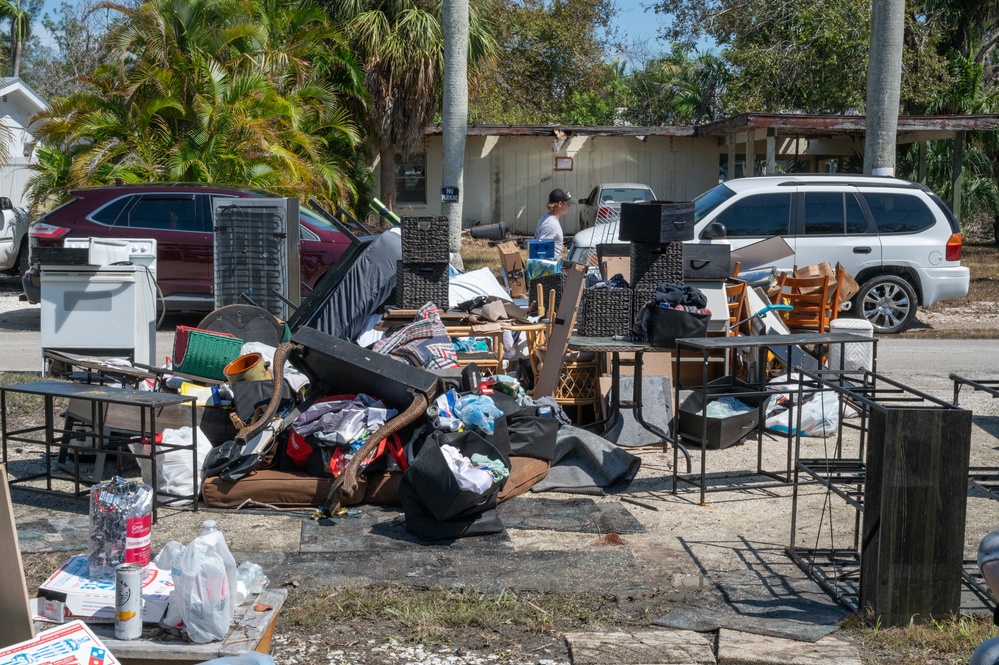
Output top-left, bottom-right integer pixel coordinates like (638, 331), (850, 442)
(497, 241), (527, 298)
(36, 554), (171, 624)
(730, 236), (794, 270)
(600, 256), (630, 282)
(793, 261), (860, 304)
(0, 620), (121, 665)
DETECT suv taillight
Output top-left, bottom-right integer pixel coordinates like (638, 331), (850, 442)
(29, 222), (71, 241)
(946, 233), (963, 261)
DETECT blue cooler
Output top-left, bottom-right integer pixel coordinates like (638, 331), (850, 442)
(528, 239), (555, 260)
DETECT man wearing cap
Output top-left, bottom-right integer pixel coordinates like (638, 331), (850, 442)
(535, 188), (571, 257)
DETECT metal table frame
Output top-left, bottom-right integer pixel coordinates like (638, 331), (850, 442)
(673, 332), (878, 505)
(567, 336), (692, 473)
(1, 380), (199, 521)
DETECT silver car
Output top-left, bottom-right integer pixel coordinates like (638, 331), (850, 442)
(576, 183), (655, 230)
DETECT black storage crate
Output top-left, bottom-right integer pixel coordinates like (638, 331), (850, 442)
(578, 287), (632, 337)
(528, 272), (564, 313)
(619, 201), (695, 243)
(394, 261), (449, 310)
(401, 216), (450, 263)
(683, 243), (732, 281)
(678, 377), (769, 450)
(631, 241), (684, 292)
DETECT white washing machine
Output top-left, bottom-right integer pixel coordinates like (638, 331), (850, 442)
(40, 239), (158, 370)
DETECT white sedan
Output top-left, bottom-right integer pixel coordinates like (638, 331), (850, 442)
(576, 183), (655, 229)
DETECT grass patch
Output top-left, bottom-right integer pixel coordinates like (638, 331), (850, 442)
(0, 371), (48, 417)
(282, 585), (651, 646)
(460, 235), (513, 275)
(842, 612), (999, 664)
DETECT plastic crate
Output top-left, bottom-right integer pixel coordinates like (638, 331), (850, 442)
(173, 327), (244, 381)
(401, 216), (450, 263)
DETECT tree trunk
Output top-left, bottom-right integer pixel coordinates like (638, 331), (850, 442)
(441, 0), (468, 270)
(379, 145), (397, 215)
(863, 0), (904, 176)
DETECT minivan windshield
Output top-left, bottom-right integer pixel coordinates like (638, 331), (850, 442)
(692, 184), (736, 222)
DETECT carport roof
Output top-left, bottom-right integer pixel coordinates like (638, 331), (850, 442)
(425, 113), (999, 141)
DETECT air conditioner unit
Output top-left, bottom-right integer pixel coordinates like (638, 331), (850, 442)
(212, 198), (300, 319)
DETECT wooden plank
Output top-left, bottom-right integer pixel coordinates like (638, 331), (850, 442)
(860, 408), (973, 626)
(534, 263), (586, 397)
(219, 588), (287, 657)
(0, 463), (35, 647)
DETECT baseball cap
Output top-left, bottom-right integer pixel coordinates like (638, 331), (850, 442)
(548, 188), (571, 204)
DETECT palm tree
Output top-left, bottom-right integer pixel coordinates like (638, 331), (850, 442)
(323, 0), (495, 209)
(0, 0), (30, 78)
(28, 0), (367, 210)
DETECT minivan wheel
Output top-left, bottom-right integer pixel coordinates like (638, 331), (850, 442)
(853, 275), (918, 334)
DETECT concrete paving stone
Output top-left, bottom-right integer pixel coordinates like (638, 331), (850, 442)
(565, 628), (715, 664)
(716, 629), (860, 665)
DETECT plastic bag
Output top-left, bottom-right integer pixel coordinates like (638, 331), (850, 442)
(88, 478), (153, 580)
(153, 541), (186, 630)
(454, 394), (503, 434)
(175, 520), (238, 643)
(766, 390), (841, 437)
(129, 426), (212, 506)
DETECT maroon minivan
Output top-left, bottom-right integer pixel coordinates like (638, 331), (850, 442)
(28, 184), (354, 311)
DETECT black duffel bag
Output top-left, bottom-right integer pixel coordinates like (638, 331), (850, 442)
(398, 419), (511, 540)
(647, 305), (710, 348)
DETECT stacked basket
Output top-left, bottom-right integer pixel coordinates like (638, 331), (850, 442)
(577, 286), (632, 337)
(620, 201), (694, 316)
(395, 216), (450, 310)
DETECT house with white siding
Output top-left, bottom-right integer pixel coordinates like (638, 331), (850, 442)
(0, 77), (47, 209)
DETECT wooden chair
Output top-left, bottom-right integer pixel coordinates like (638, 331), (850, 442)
(776, 274), (835, 332)
(447, 326), (504, 376)
(725, 281), (748, 336)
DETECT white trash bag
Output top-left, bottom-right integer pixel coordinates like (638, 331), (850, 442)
(129, 426), (212, 506)
(175, 520), (238, 643)
(766, 390), (841, 437)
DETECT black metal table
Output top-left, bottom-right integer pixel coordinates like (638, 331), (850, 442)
(567, 336), (692, 473)
(0, 380), (199, 521)
(674, 332), (878, 505)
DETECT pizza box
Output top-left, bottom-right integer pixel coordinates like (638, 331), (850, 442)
(35, 554), (171, 624)
(0, 620), (120, 665)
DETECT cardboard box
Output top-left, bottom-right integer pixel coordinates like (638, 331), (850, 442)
(0, 620), (121, 665)
(497, 241), (527, 298)
(730, 236), (794, 270)
(600, 256), (631, 282)
(36, 554), (171, 624)
(793, 261), (860, 304)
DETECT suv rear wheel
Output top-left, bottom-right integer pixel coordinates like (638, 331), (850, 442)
(853, 274), (918, 334)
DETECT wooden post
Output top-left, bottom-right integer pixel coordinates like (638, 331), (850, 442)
(859, 407), (972, 626)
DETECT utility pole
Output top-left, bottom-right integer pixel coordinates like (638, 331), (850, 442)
(863, 0), (905, 176)
(441, 0), (468, 270)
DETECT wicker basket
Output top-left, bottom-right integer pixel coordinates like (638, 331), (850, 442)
(401, 216), (450, 263)
(173, 327), (244, 380)
(529, 273), (564, 313)
(631, 241), (684, 292)
(578, 287), (632, 337)
(394, 261), (450, 310)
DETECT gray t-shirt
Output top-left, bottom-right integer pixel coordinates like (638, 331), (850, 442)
(534, 213), (564, 256)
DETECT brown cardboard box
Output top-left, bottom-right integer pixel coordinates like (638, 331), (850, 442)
(793, 261), (860, 303)
(600, 256), (631, 282)
(497, 241), (527, 297)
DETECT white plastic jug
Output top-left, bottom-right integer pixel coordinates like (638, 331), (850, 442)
(175, 520), (238, 643)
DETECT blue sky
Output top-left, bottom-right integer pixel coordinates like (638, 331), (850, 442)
(33, 0), (701, 63)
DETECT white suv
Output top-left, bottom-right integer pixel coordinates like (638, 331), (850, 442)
(567, 175), (970, 334)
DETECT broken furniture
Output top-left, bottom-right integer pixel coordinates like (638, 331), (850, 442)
(772, 274), (837, 333)
(724, 282), (748, 336)
(672, 332), (879, 505)
(0, 380), (198, 521)
(566, 336), (692, 473)
(788, 367), (973, 626)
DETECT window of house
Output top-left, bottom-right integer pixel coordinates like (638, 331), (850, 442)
(395, 153), (427, 205)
